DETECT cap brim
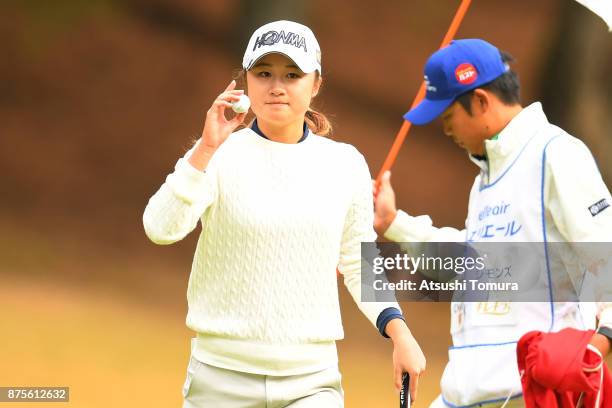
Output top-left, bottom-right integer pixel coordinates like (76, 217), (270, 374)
(245, 51), (319, 74)
(403, 97), (455, 125)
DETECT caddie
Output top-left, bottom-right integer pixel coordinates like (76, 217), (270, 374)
(373, 38), (612, 408)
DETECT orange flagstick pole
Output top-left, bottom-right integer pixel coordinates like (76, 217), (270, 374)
(336, 1), (472, 280)
(376, 0), (472, 183)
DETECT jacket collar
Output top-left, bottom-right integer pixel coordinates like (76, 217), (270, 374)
(468, 102), (549, 180)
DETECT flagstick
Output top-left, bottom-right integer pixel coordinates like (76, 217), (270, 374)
(376, 0), (473, 183)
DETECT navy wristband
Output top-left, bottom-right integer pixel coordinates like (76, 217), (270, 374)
(376, 307), (405, 338)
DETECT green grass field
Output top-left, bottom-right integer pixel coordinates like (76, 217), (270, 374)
(0, 275), (448, 407)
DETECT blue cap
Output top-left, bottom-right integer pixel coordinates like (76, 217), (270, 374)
(404, 39), (509, 125)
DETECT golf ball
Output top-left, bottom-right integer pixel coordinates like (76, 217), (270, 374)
(232, 94), (250, 113)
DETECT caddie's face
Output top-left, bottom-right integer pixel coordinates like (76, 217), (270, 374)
(441, 100), (487, 155)
(246, 53), (320, 128)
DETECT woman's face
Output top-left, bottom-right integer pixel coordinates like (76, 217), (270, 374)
(246, 53), (321, 128)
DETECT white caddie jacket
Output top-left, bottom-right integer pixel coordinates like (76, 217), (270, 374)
(385, 102), (612, 407)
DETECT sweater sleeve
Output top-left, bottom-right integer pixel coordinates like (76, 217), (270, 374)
(337, 148), (403, 329)
(143, 142), (218, 245)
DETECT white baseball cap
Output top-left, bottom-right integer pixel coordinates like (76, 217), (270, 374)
(242, 20), (322, 74)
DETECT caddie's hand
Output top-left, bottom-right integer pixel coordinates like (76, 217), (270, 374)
(590, 332), (611, 357)
(201, 80), (247, 149)
(373, 170), (398, 236)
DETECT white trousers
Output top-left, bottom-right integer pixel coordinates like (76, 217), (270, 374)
(429, 394), (525, 408)
(182, 355), (343, 408)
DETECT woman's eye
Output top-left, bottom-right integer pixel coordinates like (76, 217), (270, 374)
(257, 71), (270, 77)
(287, 72), (301, 79)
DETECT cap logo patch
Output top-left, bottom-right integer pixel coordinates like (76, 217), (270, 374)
(424, 75), (437, 92)
(253, 30), (307, 53)
(455, 63), (477, 85)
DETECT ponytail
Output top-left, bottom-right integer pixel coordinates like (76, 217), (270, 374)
(305, 72), (333, 136)
(305, 108), (332, 136)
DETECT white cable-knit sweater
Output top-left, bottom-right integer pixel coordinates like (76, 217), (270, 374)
(143, 128), (400, 375)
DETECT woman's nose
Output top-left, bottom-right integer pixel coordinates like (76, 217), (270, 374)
(269, 79), (285, 96)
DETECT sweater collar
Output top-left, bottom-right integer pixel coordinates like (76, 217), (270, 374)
(251, 119), (309, 143)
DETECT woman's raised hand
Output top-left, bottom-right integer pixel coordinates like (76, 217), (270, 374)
(201, 80), (247, 149)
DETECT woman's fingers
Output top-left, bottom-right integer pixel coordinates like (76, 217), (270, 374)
(209, 92), (244, 117)
(210, 91), (244, 113)
(210, 81), (245, 116)
(394, 367), (403, 391)
(217, 92), (243, 104)
(207, 101), (229, 118)
(212, 100), (234, 109)
(395, 370), (420, 404)
(209, 100), (246, 130)
(201, 82), (247, 147)
(224, 79), (236, 91)
(409, 374), (419, 404)
(229, 112), (247, 127)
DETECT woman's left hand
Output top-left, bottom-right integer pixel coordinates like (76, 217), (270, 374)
(387, 319), (426, 404)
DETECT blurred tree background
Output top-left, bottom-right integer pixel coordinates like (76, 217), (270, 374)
(540, 0), (612, 183)
(0, 1), (610, 407)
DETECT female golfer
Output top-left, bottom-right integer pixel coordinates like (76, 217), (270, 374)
(143, 20), (425, 407)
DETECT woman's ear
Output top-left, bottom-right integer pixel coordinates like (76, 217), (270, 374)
(312, 75), (322, 98)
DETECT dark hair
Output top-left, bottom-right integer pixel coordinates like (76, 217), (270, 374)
(233, 69), (333, 136)
(456, 51), (521, 115)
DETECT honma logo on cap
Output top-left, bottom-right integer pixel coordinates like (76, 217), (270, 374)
(455, 63), (478, 85)
(253, 30), (308, 52)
